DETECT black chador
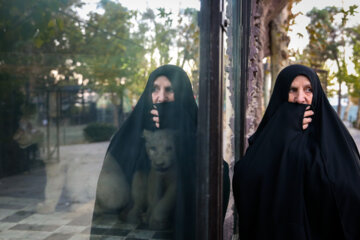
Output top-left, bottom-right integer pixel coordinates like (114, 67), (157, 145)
(233, 64), (360, 240)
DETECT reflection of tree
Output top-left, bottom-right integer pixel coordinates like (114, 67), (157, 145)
(75, 3), (200, 126)
(0, 0), (201, 177)
(0, 0), (83, 176)
(176, 8), (200, 97)
(76, 0), (147, 127)
(0, 0), (200, 128)
(0, 0), (84, 87)
(142, 8), (176, 67)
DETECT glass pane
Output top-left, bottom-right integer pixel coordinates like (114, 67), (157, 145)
(0, 1), (200, 239)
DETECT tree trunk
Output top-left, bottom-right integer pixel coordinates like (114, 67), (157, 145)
(343, 98), (351, 121)
(110, 93), (121, 128)
(337, 81), (342, 116)
(356, 99), (360, 129)
(113, 104), (119, 128)
(335, 56), (342, 116)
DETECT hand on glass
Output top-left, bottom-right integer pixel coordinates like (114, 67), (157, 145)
(150, 107), (160, 128)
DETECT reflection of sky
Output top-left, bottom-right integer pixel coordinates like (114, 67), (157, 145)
(77, 0), (200, 19)
(76, 1), (359, 83)
(79, 0), (357, 53)
(75, 0), (200, 71)
(118, 0), (200, 11)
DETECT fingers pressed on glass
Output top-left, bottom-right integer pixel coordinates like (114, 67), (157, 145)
(153, 116), (159, 123)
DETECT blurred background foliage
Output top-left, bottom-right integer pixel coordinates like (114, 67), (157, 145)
(287, 4), (360, 125)
(0, 0), (200, 127)
(0, 0), (200, 177)
(1, 0), (360, 166)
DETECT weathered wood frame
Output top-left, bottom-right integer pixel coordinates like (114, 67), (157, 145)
(196, 0), (225, 239)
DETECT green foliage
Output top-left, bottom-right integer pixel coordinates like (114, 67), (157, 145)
(303, 5), (358, 112)
(83, 122), (117, 142)
(140, 8), (176, 68)
(347, 25), (360, 100)
(176, 8), (199, 67)
(0, 0), (84, 88)
(305, 5), (357, 66)
(175, 8), (200, 95)
(349, 25), (360, 75)
(0, 0), (200, 124)
(74, 1), (152, 106)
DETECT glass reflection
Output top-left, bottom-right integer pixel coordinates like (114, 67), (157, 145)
(0, 1), (199, 239)
(92, 65), (197, 239)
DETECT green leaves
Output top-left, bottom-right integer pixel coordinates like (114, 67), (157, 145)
(0, 0), (200, 115)
(301, 5), (359, 113)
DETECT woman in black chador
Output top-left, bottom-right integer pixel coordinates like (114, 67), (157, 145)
(91, 65), (198, 239)
(233, 64), (360, 239)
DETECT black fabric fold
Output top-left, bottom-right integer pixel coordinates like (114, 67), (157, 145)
(234, 103), (311, 239)
(233, 64), (360, 240)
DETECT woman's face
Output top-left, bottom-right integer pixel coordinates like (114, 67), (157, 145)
(152, 76), (175, 103)
(288, 75), (313, 105)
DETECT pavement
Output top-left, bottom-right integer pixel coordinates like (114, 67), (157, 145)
(0, 142), (171, 240)
(1, 125), (360, 240)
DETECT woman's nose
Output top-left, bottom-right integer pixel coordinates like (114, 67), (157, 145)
(157, 90), (165, 103)
(296, 91), (306, 103)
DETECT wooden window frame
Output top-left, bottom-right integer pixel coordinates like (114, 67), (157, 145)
(197, 0), (225, 239)
(196, 0), (251, 239)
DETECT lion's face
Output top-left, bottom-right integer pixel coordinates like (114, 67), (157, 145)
(143, 129), (176, 172)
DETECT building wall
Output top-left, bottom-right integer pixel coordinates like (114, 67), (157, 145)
(246, 0), (288, 139)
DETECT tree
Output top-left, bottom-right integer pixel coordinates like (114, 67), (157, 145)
(74, 3), (200, 127)
(175, 8), (200, 96)
(138, 8), (176, 71)
(0, 0), (84, 176)
(0, 0), (84, 85)
(76, 0), (147, 127)
(305, 5), (357, 115)
(347, 24), (360, 127)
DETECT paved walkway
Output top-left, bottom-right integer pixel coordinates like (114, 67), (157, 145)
(0, 141), (173, 240)
(0, 142), (107, 240)
(347, 129), (360, 148)
(1, 125), (360, 240)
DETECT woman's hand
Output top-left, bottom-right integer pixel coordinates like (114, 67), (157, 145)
(303, 106), (314, 130)
(150, 108), (160, 128)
